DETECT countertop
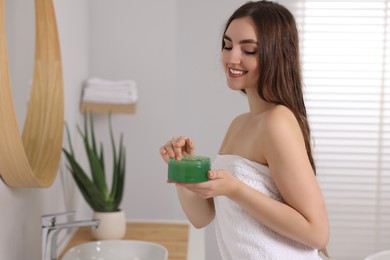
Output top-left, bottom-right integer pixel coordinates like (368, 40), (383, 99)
(59, 221), (190, 260)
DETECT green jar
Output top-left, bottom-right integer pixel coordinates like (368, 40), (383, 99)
(168, 155), (211, 183)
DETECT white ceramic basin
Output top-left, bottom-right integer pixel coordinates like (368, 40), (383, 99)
(62, 240), (168, 260)
(364, 250), (390, 260)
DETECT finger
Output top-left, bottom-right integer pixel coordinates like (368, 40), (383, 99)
(184, 138), (195, 155)
(208, 170), (215, 179)
(159, 146), (171, 163)
(172, 136), (188, 160)
(163, 140), (176, 158)
(208, 170), (223, 180)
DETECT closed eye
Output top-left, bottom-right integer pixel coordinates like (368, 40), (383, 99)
(223, 36), (232, 51)
(244, 50), (257, 55)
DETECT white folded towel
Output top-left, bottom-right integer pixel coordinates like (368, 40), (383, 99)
(82, 77), (138, 104)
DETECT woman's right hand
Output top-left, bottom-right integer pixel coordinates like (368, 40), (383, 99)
(159, 136), (195, 163)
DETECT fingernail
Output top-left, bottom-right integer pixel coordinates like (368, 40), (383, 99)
(209, 171), (214, 178)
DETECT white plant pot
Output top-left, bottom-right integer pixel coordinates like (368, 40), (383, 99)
(91, 210), (126, 240)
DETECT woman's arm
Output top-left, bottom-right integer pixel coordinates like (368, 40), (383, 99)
(176, 185), (215, 228)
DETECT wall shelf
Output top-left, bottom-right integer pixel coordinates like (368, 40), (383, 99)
(80, 102), (136, 114)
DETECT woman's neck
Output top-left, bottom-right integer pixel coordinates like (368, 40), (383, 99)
(245, 88), (275, 115)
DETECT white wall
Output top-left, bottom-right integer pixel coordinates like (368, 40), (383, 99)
(88, 0), (179, 220)
(1, 0), (250, 259)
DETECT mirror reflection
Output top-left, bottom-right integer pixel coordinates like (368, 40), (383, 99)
(5, 0), (34, 130)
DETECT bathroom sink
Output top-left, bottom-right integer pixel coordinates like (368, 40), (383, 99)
(62, 240), (168, 260)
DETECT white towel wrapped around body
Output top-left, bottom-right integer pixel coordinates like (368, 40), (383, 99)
(212, 154), (322, 260)
(82, 78), (138, 104)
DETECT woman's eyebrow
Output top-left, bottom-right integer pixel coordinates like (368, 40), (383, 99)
(223, 35), (233, 42)
(223, 35), (258, 45)
(240, 39), (258, 45)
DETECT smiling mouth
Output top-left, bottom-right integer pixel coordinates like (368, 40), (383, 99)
(229, 68), (248, 76)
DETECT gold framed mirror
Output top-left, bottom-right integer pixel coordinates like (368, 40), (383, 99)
(0, 0), (64, 187)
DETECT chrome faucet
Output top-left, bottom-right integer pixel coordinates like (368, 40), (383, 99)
(41, 211), (100, 260)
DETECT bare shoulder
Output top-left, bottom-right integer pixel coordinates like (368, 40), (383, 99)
(225, 112), (250, 138)
(262, 105), (303, 145)
(230, 113), (249, 127)
(263, 105), (297, 127)
(219, 113), (249, 153)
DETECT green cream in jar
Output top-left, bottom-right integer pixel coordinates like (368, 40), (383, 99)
(168, 155), (211, 183)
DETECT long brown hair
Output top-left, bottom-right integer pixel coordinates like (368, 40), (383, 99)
(222, 1), (316, 175)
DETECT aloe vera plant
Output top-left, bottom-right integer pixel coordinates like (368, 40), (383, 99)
(62, 114), (126, 212)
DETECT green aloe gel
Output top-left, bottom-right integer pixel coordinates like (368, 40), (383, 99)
(168, 155), (211, 183)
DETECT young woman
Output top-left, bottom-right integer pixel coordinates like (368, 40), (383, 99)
(160, 1), (329, 259)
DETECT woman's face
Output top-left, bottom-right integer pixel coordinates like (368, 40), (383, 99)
(222, 17), (260, 91)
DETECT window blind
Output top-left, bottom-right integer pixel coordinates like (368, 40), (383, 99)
(279, 1), (390, 259)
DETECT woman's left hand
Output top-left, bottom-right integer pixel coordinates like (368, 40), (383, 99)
(176, 170), (239, 199)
